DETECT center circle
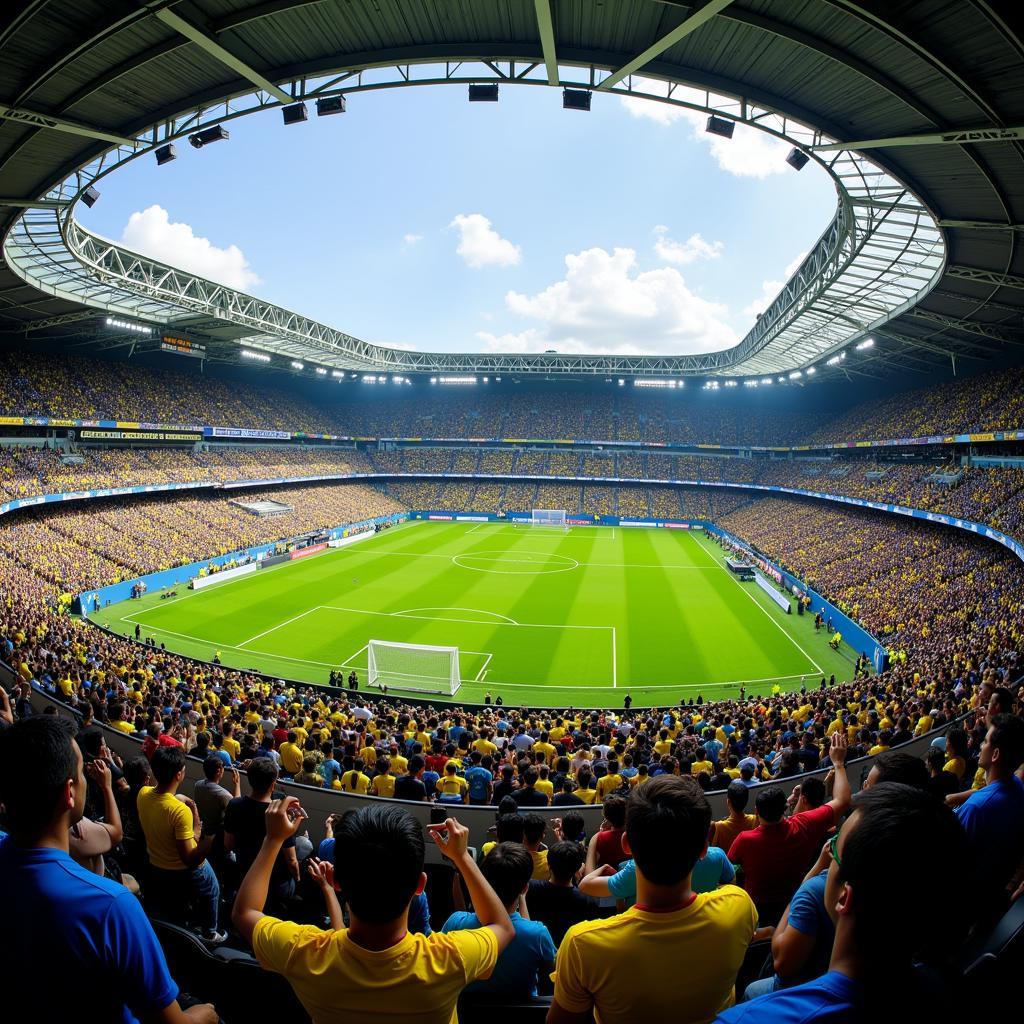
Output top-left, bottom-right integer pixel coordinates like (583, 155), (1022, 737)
(452, 550), (580, 575)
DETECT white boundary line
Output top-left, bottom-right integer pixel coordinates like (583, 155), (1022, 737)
(392, 606), (520, 625)
(453, 551), (580, 575)
(691, 533), (823, 675)
(611, 626), (617, 689)
(318, 604), (613, 631)
(238, 608), (318, 647)
(474, 653), (493, 681)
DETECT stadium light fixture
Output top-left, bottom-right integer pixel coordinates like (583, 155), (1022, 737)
(761, 377), (772, 385)
(806, 366), (816, 375)
(316, 95), (346, 116)
(744, 380), (758, 387)
(81, 186), (100, 207)
(826, 351), (846, 366)
(563, 89), (591, 111)
(439, 376), (477, 385)
(724, 380), (738, 387)
(789, 370), (802, 379)
(154, 144), (177, 166)
(188, 125), (230, 149)
(105, 316), (151, 335)
(855, 337), (875, 350)
(786, 147), (810, 171)
(777, 376), (786, 383)
(430, 377), (437, 384)
(705, 115), (734, 139)
(617, 378), (625, 386)
(290, 360), (304, 370)
(469, 84), (499, 102)
(315, 367), (327, 375)
(282, 102), (308, 126)
(240, 348), (270, 362)
(331, 370), (343, 378)
(483, 376), (489, 383)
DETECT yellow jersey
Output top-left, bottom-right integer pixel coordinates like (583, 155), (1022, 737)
(136, 787), (193, 871)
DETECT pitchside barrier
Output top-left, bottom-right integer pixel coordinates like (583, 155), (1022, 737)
(17, 678), (972, 854)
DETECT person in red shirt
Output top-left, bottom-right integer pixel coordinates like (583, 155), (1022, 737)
(585, 795), (628, 873)
(271, 719), (289, 749)
(140, 721), (182, 762)
(728, 732), (850, 924)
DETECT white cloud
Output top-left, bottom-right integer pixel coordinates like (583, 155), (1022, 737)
(489, 246), (736, 355)
(652, 225), (723, 265)
(402, 233), (423, 247)
(119, 204), (260, 290)
(449, 213), (521, 268)
(621, 87), (792, 179)
(742, 251), (808, 318)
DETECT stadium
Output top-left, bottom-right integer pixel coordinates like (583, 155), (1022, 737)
(0, 1), (1022, 1021)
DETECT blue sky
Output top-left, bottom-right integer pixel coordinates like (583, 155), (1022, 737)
(80, 82), (835, 356)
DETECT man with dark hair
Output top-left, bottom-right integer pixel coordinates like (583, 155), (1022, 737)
(954, 713), (1024, 911)
(443, 842), (557, 1000)
(528, 840), (600, 947)
(925, 746), (959, 799)
(717, 783), (969, 1022)
(0, 718), (217, 1023)
(712, 782), (757, 851)
(862, 750), (929, 791)
(193, 755), (239, 838)
(522, 813), (550, 880)
(232, 800), (514, 1019)
(224, 757), (299, 913)
(513, 766), (549, 807)
(549, 775), (757, 1024)
(729, 732), (850, 923)
(137, 745), (224, 942)
(393, 753), (428, 802)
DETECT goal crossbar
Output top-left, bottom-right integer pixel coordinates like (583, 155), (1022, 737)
(529, 508), (568, 528)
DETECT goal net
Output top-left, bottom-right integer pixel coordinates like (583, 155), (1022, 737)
(366, 640), (461, 695)
(530, 508), (568, 528)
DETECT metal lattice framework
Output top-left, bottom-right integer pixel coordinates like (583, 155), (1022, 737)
(4, 61), (945, 378)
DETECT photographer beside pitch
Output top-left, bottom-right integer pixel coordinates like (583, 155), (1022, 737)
(232, 798), (515, 1023)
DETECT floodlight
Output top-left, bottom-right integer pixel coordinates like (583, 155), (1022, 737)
(469, 84), (499, 102)
(705, 115), (734, 139)
(290, 361), (304, 370)
(563, 89), (591, 111)
(81, 186), (100, 208)
(154, 144), (177, 166)
(786, 148), (810, 171)
(806, 367), (816, 375)
(316, 96), (346, 116)
(189, 126), (230, 149)
(282, 102), (308, 126)
(855, 337), (875, 351)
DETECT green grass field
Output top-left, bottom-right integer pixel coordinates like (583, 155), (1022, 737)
(99, 521), (854, 708)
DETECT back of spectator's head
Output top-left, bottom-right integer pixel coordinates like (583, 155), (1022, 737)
(522, 813), (546, 845)
(561, 811), (584, 841)
(0, 717), (79, 840)
(78, 728), (104, 758)
(866, 751), (929, 791)
(151, 745), (186, 786)
(546, 840), (584, 884)
(602, 794), (627, 828)
(481, 842), (534, 908)
(203, 755), (224, 780)
(726, 781), (749, 813)
(945, 727), (968, 759)
(799, 777), (826, 808)
(122, 755), (151, 789)
(247, 756), (279, 794)
(625, 775), (711, 886)
(925, 747), (946, 772)
(497, 795), (518, 817)
(985, 714), (1024, 775)
(336, 804), (425, 922)
(522, 766), (538, 788)
(407, 754), (425, 776)
(495, 813), (525, 844)
(755, 786), (788, 823)
(831, 782), (967, 965)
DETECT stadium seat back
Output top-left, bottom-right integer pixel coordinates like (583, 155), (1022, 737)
(959, 897), (1024, 986)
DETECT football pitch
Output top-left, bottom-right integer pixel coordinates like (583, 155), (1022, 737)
(100, 521), (854, 708)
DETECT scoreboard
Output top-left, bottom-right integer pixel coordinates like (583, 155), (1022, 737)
(160, 334), (206, 359)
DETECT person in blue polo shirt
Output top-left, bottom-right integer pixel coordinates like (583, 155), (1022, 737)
(0, 717), (217, 1024)
(715, 783), (968, 1023)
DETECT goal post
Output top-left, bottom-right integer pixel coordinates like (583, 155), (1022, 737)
(530, 508), (568, 528)
(366, 640), (461, 696)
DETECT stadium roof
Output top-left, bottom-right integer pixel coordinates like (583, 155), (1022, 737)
(0, 0), (1022, 381)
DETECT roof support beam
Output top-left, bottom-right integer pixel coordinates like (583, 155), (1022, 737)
(0, 105), (139, 147)
(908, 309), (1023, 344)
(814, 125), (1024, 151)
(596, 0), (737, 92)
(945, 265), (1024, 292)
(0, 197), (70, 210)
(533, 1), (558, 86)
(155, 9), (292, 105)
(938, 219), (1024, 232)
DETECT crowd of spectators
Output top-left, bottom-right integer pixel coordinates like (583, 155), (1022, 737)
(8, 347), (1024, 449)
(0, 483), (403, 592)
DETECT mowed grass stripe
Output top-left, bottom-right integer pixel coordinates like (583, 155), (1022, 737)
(103, 521), (854, 707)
